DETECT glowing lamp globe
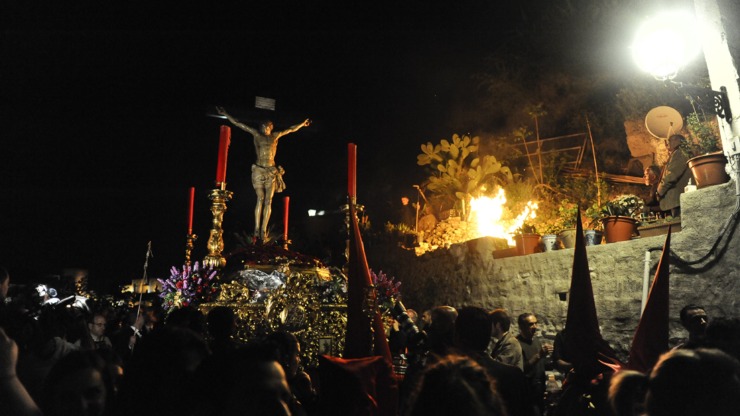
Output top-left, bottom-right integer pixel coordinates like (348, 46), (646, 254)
(631, 11), (702, 80)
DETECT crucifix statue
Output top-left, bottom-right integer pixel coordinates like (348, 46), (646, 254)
(216, 106), (310, 243)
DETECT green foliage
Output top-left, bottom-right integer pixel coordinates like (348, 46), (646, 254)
(515, 221), (539, 235)
(557, 199), (579, 229)
(418, 134), (514, 218)
(686, 112), (722, 155)
(584, 202), (604, 231)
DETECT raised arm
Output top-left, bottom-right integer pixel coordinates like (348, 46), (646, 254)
(216, 106), (259, 136)
(275, 118), (311, 139)
(0, 328), (42, 416)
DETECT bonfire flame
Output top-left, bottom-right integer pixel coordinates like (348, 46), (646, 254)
(469, 189), (538, 246)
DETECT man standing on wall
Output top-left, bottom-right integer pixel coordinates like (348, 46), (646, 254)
(657, 134), (693, 218)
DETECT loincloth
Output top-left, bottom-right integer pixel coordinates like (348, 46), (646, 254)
(251, 164), (286, 192)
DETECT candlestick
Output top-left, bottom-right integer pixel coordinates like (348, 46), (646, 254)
(348, 143), (357, 201)
(184, 233), (197, 267)
(187, 187), (195, 234)
(215, 125), (231, 185)
(203, 188), (233, 269)
(283, 196), (290, 242)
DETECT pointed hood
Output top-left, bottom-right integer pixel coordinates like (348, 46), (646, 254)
(627, 228), (671, 372)
(564, 209), (620, 376)
(343, 202), (393, 363)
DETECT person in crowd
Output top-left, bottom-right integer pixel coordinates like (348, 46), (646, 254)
(110, 310), (145, 364)
(420, 309), (432, 331)
(199, 340), (294, 416)
(700, 316), (740, 361)
(115, 325), (210, 416)
(404, 354), (507, 416)
(206, 306), (240, 356)
(40, 350), (110, 416)
(398, 196), (417, 229)
(609, 348), (740, 416)
(517, 312), (553, 415)
(0, 327), (42, 416)
(656, 134), (693, 218)
(164, 305), (207, 337)
(677, 304), (709, 349)
(388, 308), (418, 356)
(265, 330), (316, 415)
(488, 308), (524, 371)
(17, 304), (81, 401)
(401, 305), (458, 411)
(551, 327), (573, 374)
(0, 266), (9, 302)
(81, 312), (113, 351)
(642, 165), (667, 216)
(427, 306), (459, 356)
(0, 266), (11, 330)
(453, 306), (534, 416)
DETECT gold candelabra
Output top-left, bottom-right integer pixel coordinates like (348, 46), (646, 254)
(203, 187), (233, 269)
(184, 233), (197, 267)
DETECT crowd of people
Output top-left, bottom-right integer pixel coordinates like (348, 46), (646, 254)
(2, 264), (740, 416)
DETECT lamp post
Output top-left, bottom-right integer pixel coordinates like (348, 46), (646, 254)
(632, 2), (740, 182)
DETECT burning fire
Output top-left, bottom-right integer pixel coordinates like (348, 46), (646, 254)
(469, 189), (538, 246)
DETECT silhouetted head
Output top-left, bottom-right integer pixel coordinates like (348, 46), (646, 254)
(406, 354), (506, 416)
(454, 306), (492, 352)
(610, 348), (740, 416)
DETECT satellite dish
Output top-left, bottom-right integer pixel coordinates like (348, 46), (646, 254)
(645, 106), (683, 139)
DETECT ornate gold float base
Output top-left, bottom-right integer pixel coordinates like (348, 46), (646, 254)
(199, 266), (346, 368)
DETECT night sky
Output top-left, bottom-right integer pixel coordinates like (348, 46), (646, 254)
(2, 2), (644, 289)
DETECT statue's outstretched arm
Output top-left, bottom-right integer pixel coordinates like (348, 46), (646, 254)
(275, 119), (311, 139)
(216, 106), (259, 136)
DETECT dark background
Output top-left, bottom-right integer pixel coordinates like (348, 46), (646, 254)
(1, 1), (666, 290)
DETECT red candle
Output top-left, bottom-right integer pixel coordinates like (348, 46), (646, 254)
(348, 143), (357, 199)
(187, 187), (195, 234)
(283, 196), (290, 241)
(215, 125), (231, 184)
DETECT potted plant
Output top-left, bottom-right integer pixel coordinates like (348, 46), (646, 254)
(685, 112), (730, 188)
(513, 222), (541, 255)
(601, 194), (644, 243)
(584, 203), (604, 246)
(555, 199), (579, 249)
(535, 221), (560, 252)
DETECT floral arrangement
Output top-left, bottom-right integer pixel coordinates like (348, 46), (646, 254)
(158, 262), (219, 312)
(601, 194), (644, 218)
(317, 268), (348, 304)
(371, 269), (402, 313)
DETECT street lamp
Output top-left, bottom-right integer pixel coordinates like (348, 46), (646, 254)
(632, 4), (740, 183)
(631, 10), (731, 122)
(631, 11), (701, 81)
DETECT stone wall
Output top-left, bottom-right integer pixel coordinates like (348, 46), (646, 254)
(365, 181), (740, 359)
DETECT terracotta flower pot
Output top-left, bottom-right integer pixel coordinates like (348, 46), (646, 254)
(514, 233), (541, 255)
(687, 151), (730, 189)
(601, 216), (637, 243)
